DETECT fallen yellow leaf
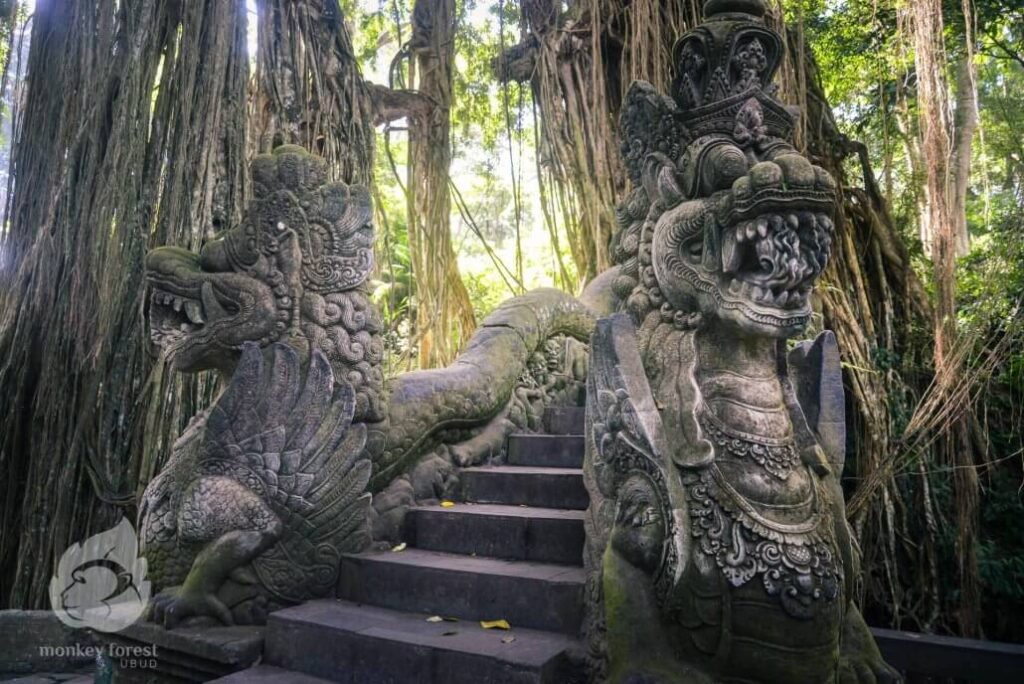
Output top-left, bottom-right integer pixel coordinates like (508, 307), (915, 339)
(440, 500), (456, 508)
(426, 616), (443, 623)
(390, 542), (407, 552)
(480, 619), (511, 630)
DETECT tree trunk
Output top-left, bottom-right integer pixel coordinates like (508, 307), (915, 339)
(0, 0), (249, 609)
(405, 0), (476, 368)
(497, 0), (681, 284)
(252, 0), (375, 184)
(909, 0), (980, 636)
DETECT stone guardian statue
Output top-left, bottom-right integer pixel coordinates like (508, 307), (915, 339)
(582, 1), (900, 682)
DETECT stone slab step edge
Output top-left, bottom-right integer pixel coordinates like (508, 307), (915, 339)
(407, 503), (584, 566)
(262, 599), (581, 684)
(210, 664), (335, 684)
(542, 406), (585, 435)
(337, 548), (585, 634)
(460, 466), (588, 510)
(507, 434), (584, 468)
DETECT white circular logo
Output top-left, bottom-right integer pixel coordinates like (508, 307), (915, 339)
(49, 518), (151, 633)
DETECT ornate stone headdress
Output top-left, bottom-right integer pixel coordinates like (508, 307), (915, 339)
(671, 0), (797, 140)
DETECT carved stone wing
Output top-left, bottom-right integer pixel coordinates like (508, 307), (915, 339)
(202, 342), (372, 540)
(586, 314), (671, 501)
(584, 313), (693, 621)
(786, 331), (846, 472)
(200, 342), (372, 601)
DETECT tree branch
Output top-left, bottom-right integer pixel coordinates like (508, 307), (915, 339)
(984, 31), (1024, 71)
(365, 83), (435, 125)
(491, 40), (538, 84)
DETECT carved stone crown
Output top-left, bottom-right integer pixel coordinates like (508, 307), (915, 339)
(671, 0), (797, 139)
(226, 146), (375, 294)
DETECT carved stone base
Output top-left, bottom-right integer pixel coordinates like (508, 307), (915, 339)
(105, 621), (263, 683)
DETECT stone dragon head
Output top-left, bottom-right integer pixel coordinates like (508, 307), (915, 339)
(611, 0), (836, 340)
(145, 146), (384, 420)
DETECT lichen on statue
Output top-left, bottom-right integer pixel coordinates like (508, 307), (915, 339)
(140, 146), (380, 626)
(145, 144), (384, 422)
(139, 145), (596, 627)
(584, 1), (899, 682)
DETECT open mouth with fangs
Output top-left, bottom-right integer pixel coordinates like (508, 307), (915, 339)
(717, 210), (833, 323)
(147, 282), (236, 351)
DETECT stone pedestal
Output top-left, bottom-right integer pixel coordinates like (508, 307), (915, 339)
(104, 621), (263, 683)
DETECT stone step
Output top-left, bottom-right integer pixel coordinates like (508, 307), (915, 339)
(460, 466), (588, 510)
(263, 600), (582, 684)
(211, 664), (334, 683)
(542, 406), (585, 435)
(507, 434), (584, 468)
(408, 503), (584, 566)
(338, 549), (585, 634)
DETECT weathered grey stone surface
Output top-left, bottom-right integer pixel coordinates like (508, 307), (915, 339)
(139, 147), (376, 628)
(508, 434), (585, 467)
(139, 341), (372, 628)
(460, 466), (588, 510)
(264, 600), (579, 684)
(541, 407), (586, 436)
(408, 503), (585, 565)
(228, 407), (589, 682)
(0, 611), (95, 677)
(338, 549), (585, 634)
(138, 146), (597, 630)
(105, 621), (263, 683)
(211, 665), (334, 683)
(582, 1), (899, 682)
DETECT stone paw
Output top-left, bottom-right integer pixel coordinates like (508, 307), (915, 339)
(838, 653), (902, 684)
(147, 585), (234, 628)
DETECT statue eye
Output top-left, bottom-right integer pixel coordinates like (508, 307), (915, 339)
(701, 143), (748, 194)
(685, 237), (703, 262)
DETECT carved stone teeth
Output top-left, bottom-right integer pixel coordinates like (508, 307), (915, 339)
(721, 229), (740, 274)
(745, 221), (758, 241)
(172, 297), (183, 312)
(735, 224), (746, 244)
(201, 282), (229, 320)
(729, 279), (743, 295)
(752, 285), (766, 302)
(756, 217), (769, 238)
(184, 300), (205, 325)
(785, 213), (799, 231)
(775, 290), (790, 306)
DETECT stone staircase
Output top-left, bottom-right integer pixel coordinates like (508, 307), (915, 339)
(217, 407), (588, 684)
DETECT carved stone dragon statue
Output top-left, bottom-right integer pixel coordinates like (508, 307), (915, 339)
(139, 146), (594, 627)
(582, 1), (899, 682)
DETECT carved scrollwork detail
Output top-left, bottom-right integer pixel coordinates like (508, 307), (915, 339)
(683, 467), (841, 620)
(697, 406), (800, 479)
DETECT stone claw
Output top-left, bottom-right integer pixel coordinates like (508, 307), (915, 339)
(147, 585), (235, 629)
(839, 655), (902, 684)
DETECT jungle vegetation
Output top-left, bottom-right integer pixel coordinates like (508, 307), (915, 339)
(0, 0), (1021, 644)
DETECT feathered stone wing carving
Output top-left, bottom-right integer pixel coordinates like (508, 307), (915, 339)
(201, 342), (372, 603)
